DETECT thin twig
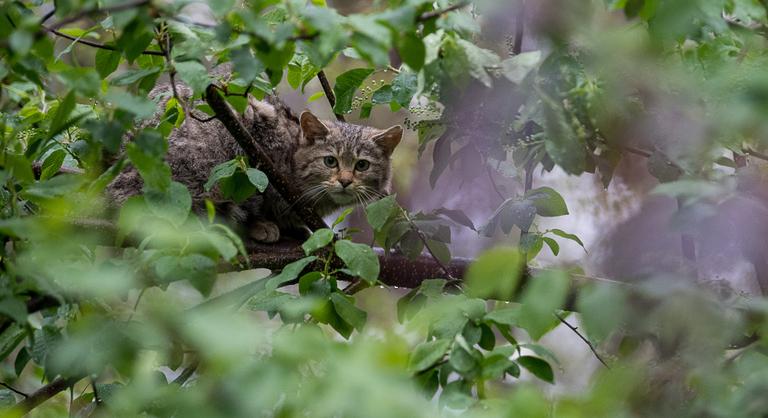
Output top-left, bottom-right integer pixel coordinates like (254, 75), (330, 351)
(40, 9), (57, 24)
(1, 382), (28, 398)
(43, 26), (164, 56)
(555, 312), (610, 369)
(317, 71), (345, 122)
(486, 164), (506, 202)
(417, 1), (471, 21)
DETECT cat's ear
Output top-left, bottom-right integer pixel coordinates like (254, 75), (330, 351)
(300, 111), (329, 144)
(372, 126), (402, 156)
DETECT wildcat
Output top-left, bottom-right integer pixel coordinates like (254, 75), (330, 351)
(107, 81), (402, 243)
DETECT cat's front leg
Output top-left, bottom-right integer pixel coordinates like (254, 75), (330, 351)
(248, 220), (281, 243)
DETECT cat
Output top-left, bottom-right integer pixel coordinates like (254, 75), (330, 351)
(106, 80), (402, 243)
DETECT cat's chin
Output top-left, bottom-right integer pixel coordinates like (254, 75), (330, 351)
(328, 192), (357, 205)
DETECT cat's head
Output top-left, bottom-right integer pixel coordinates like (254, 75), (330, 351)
(293, 111), (402, 215)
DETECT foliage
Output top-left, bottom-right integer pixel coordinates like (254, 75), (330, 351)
(1, 0), (768, 417)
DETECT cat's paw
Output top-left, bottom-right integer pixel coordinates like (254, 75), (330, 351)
(249, 221), (280, 243)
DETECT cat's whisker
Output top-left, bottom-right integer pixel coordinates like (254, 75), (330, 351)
(279, 185), (325, 215)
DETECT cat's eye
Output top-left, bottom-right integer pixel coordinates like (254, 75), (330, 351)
(355, 160), (370, 171)
(323, 156), (338, 168)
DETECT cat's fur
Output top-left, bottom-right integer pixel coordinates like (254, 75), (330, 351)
(107, 81), (402, 242)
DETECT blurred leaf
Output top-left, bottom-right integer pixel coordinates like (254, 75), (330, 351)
(48, 91), (76, 137)
(144, 181), (191, 227)
(39, 149), (66, 180)
(95, 47), (122, 78)
(409, 339), (451, 372)
(519, 270), (570, 340)
(0, 298), (27, 324)
(577, 284), (628, 343)
(399, 32), (426, 70)
(466, 247), (524, 299)
(501, 51), (542, 84)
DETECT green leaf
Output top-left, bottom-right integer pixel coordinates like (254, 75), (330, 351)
(205, 160), (238, 191)
(485, 307), (520, 327)
(40, 149), (66, 180)
(245, 168), (269, 192)
(144, 181), (192, 227)
(391, 70), (417, 107)
(265, 256), (317, 291)
(408, 339), (452, 372)
(49, 91), (76, 137)
(0, 298), (27, 324)
(365, 195), (399, 231)
(95, 47), (122, 78)
(549, 229), (586, 251)
(175, 61), (211, 95)
(541, 94), (586, 175)
(577, 284), (627, 343)
(333, 207), (354, 228)
(298, 272), (324, 295)
(330, 293), (367, 332)
(302, 228), (334, 255)
(334, 240), (380, 284)
(519, 270), (570, 340)
(524, 187), (569, 217)
(398, 32), (426, 70)
(542, 237), (560, 256)
(482, 354), (516, 380)
(0, 325), (26, 361)
(465, 247), (524, 299)
(517, 356), (555, 383)
(435, 208), (475, 231)
(449, 343), (479, 374)
(425, 239), (451, 266)
(332, 68), (375, 114)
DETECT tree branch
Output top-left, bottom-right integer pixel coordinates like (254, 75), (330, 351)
(417, 2), (471, 21)
(555, 313), (610, 369)
(12, 376), (82, 415)
(204, 84), (328, 231)
(43, 26), (164, 56)
(316, 71), (345, 122)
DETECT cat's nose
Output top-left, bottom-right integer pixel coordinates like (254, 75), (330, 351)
(338, 178), (353, 188)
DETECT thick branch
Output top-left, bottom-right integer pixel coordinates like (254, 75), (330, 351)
(204, 85), (328, 231)
(12, 376), (82, 415)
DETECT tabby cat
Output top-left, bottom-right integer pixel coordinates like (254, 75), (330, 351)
(107, 81), (402, 243)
